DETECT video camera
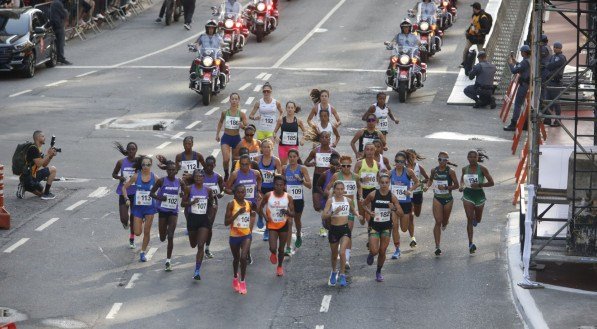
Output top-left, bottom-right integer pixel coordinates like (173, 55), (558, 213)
(50, 135), (62, 153)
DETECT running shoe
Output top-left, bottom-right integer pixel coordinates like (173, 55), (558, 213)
(284, 246), (292, 256)
(239, 281), (247, 294)
(295, 235), (302, 248)
(328, 271), (338, 286)
(469, 243), (477, 254)
(409, 237), (417, 248)
(263, 229), (269, 241)
(247, 253), (253, 265)
(276, 266), (284, 276)
(139, 252), (147, 262)
(155, 17), (162, 23)
(184, 23), (191, 30)
(366, 253), (374, 266)
(345, 261), (350, 270)
(257, 216), (264, 229)
(232, 277), (240, 292)
(129, 240), (136, 249)
(16, 183), (24, 199)
(205, 249), (214, 259)
(339, 274), (347, 287)
(193, 269), (201, 280)
(41, 192), (55, 200)
(319, 227), (327, 237)
(434, 248), (442, 256)
(165, 261), (172, 272)
(270, 252), (277, 265)
(391, 248), (401, 260)
(375, 272), (384, 282)
(472, 219), (478, 227)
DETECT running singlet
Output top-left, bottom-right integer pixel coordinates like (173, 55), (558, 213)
(432, 166), (452, 198)
(117, 157), (136, 195)
(378, 154), (388, 172)
(411, 163), (423, 193)
(204, 172), (221, 196)
(230, 199), (252, 237)
(285, 165), (304, 200)
(390, 168), (411, 203)
(359, 159), (379, 189)
(157, 177), (181, 213)
(187, 184), (210, 215)
(371, 190), (393, 230)
(235, 169), (257, 203)
(315, 146), (335, 168)
(240, 139), (260, 161)
(259, 156), (276, 189)
(463, 165), (485, 189)
(331, 196), (350, 218)
(374, 103), (389, 133)
(280, 116), (299, 146)
(266, 192), (289, 229)
(315, 103), (333, 124)
(134, 173), (156, 207)
(180, 152), (201, 175)
(317, 121), (333, 136)
(258, 98), (278, 133)
(358, 129), (381, 152)
(225, 109), (241, 130)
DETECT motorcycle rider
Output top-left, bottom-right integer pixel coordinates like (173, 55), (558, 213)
(387, 19), (424, 88)
(411, 0), (438, 22)
(189, 20), (229, 89)
(223, 0), (246, 50)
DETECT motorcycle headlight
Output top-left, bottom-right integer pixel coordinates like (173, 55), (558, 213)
(399, 55), (410, 65)
(203, 56), (214, 66)
(420, 21), (429, 31)
(225, 19), (234, 28)
(256, 2), (265, 11)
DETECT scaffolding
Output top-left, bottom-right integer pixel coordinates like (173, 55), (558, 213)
(525, 0), (597, 264)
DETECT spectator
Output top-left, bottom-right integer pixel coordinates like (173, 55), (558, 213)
(50, 0), (72, 65)
(461, 2), (491, 67)
(17, 131), (58, 200)
(543, 42), (567, 127)
(503, 45), (531, 131)
(464, 51), (497, 109)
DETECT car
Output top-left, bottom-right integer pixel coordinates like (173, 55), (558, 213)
(0, 7), (57, 78)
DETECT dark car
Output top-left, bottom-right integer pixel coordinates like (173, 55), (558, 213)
(0, 7), (56, 78)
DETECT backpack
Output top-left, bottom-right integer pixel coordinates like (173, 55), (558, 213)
(12, 142), (34, 175)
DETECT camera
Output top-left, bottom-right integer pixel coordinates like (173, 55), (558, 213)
(50, 135), (62, 153)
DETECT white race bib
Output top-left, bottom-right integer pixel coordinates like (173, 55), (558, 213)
(315, 153), (331, 168)
(249, 152), (260, 161)
(262, 170), (275, 184)
(463, 174), (479, 188)
(244, 184), (255, 199)
(234, 213), (250, 228)
(288, 185), (303, 200)
(122, 167), (135, 180)
(270, 208), (285, 223)
(225, 115), (240, 130)
(259, 114), (276, 131)
(362, 137), (376, 146)
(282, 131), (298, 145)
(391, 185), (408, 201)
(433, 180), (449, 195)
(339, 180), (357, 196)
(332, 201), (350, 217)
(135, 190), (152, 206)
(374, 208), (391, 222)
(205, 183), (220, 196)
(190, 197), (208, 215)
(377, 117), (389, 132)
(361, 172), (377, 186)
(181, 160), (198, 174)
(161, 193), (179, 210)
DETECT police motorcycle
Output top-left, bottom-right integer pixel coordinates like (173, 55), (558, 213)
(409, 10), (443, 62)
(384, 42), (427, 103)
(211, 5), (248, 61)
(436, 0), (457, 29)
(188, 45), (230, 106)
(244, 0), (279, 43)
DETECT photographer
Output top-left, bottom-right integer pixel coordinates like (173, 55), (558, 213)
(464, 51), (497, 109)
(18, 131), (58, 200)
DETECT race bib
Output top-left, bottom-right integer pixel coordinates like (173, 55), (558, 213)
(361, 172), (377, 186)
(288, 185), (303, 200)
(181, 160), (198, 174)
(262, 170), (275, 184)
(161, 193), (179, 210)
(259, 114), (276, 131)
(463, 174), (479, 188)
(362, 137), (376, 146)
(135, 190), (152, 206)
(122, 167), (135, 180)
(244, 184), (255, 199)
(339, 180), (357, 196)
(234, 212), (250, 228)
(332, 201), (350, 217)
(270, 208), (285, 223)
(391, 185), (408, 201)
(225, 115), (240, 130)
(315, 153), (331, 168)
(190, 197), (208, 215)
(377, 117), (389, 132)
(433, 180), (449, 195)
(282, 131), (298, 145)
(374, 208), (391, 222)
(205, 183), (220, 196)
(249, 152), (260, 161)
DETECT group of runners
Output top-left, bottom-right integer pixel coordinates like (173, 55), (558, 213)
(110, 84), (494, 293)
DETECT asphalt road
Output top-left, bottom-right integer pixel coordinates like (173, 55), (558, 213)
(0, 0), (525, 328)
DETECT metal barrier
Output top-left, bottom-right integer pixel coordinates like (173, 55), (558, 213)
(0, 164), (11, 230)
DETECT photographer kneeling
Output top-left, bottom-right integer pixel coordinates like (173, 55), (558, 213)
(17, 131), (58, 200)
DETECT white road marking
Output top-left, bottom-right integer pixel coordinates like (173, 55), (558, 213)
(245, 96), (255, 105)
(386, 87), (392, 91)
(239, 83), (252, 91)
(262, 73), (272, 81)
(88, 187), (110, 198)
(221, 98), (230, 104)
(319, 295), (332, 312)
(145, 247), (158, 260)
(316, 326), (324, 329)
(9, 89), (32, 98)
(95, 117), (117, 130)
(185, 120), (202, 129)
(124, 273), (142, 289)
(3, 238), (30, 253)
(241, 108), (247, 113)
(113, 32), (202, 67)
(171, 132), (185, 140)
(35, 218), (59, 232)
(105, 303), (123, 319)
(425, 132), (509, 142)
(211, 149), (220, 158)
(205, 107), (220, 115)
(255, 72), (266, 79)
(76, 70), (97, 78)
(45, 80), (68, 87)
(272, 0), (347, 68)
(66, 200), (88, 211)
(253, 84), (262, 92)
(156, 141), (171, 149)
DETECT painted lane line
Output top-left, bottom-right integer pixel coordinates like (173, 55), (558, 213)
(88, 187), (110, 198)
(220, 98), (230, 104)
(3, 238), (30, 253)
(238, 83), (252, 91)
(319, 295), (332, 313)
(156, 141), (171, 149)
(253, 84), (262, 92)
(316, 326), (324, 329)
(211, 149), (220, 158)
(9, 89), (32, 98)
(185, 120), (202, 129)
(386, 87), (392, 91)
(171, 132), (185, 140)
(105, 303), (123, 319)
(205, 106), (220, 116)
(66, 200), (88, 211)
(76, 70), (97, 78)
(45, 80), (68, 87)
(113, 32), (202, 67)
(272, 0), (347, 68)
(125, 273), (142, 289)
(35, 218), (59, 232)
(245, 96), (255, 105)
(241, 109), (247, 113)
(145, 247), (158, 260)
(255, 72), (266, 79)
(262, 73), (272, 81)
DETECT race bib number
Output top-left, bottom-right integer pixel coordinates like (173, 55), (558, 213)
(361, 172), (377, 186)
(225, 115), (240, 130)
(374, 208), (391, 222)
(282, 131), (298, 145)
(190, 197), (208, 215)
(332, 201), (350, 217)
(262, 170), (275, 184)
(161, 193), (179, 210)
(135, 190), (152, 206)
(270, 208), (286, 223)
(234, 213), (250, 228)
(339, 180), (357, 196)
(288, 185), (303, 200)
(249, 152), (259, 161)
(463, 174), (479, 188)
(244, 184), (255, 199)
(434, 180), (449, 195)
(181, 160), (198, 174)
(362, 137), (376, 146)
(259, 114), (276, 131)
(377, 117), (389, 132)
(315, 153), (331, 168)
(391, 185), (408, 201)
(122, 167), (135, 180)
(205, 183), (220, 196)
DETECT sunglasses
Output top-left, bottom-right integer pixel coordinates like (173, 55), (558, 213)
(263, 90), (272, 94)
(438, 158), (449, 162)
(395, 160), (405, 164)
(367, 118), (377, 122)
(246, 133), (255, 137)
(142, 163), (152, 167)
(341, 164), (351, 168)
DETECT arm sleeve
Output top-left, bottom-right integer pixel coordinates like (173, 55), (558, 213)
(545, 55), (566, 70)
(468, 64), (481, 80)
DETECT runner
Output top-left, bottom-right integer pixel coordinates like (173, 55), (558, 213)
(405, 149), (429, 221)
(150, 160), (184, 271)
(232, 147), (261, 172)
(362, 174), (403, 282)
(216, 93), (248, 181)
(373, 140), (391, 173)
(203, 155), (225, 258)
(258, 175), (295, 276)
(305, 131), (339, 237)
(273, 101), (306, 165)
(248, 82), (283, 141)
(361, 92), (400, 135)
(284, 149), (312, 253)
(354, 143), (380, 219)
(314, 153), (340, 242)
(458, 150), (494, 254)
(233, 125), (261, 164)
(112, 142), (138, 249)
(326, 155), (362, 270)
(122, 156), (158, 262)
(423, 152), (459, 256)
(181, 169), (215, 280)
(389, 152), (420, 259)
(350, 113), (386, 160)
(225, 184), (256, 294)
(322, 181), (362, 287)
(307, 89), (341, 127)
(305, 108), (340, 148)
(175, 136), (206, 183)
(255, 139), (282, 242)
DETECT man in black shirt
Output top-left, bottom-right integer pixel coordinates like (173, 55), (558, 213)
(49, 0), (72, 65)
(19, 131), (58, 199)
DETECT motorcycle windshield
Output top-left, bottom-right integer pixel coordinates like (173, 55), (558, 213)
(200, 48), (221, 57)
(393, 46), (417, 57)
